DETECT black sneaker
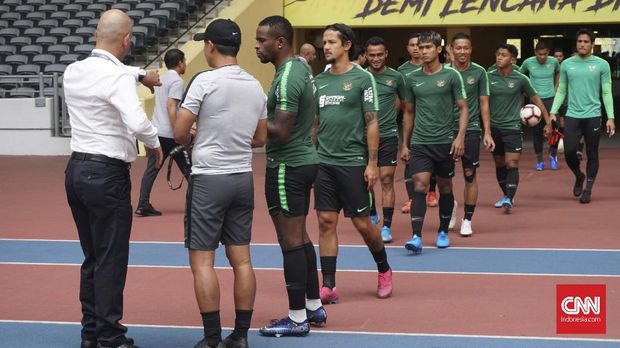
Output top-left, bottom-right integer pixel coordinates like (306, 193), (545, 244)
(194, 339), (224, 348)
(580, 190), (592, 204)
(135, 203), (162, 217)
(573, 173), (586, 197)
(222, 334), (249, 348)
(81, 339), (97, 348)
(96, 337), (137, 348)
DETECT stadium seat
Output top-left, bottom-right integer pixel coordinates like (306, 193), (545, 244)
(16, 64), (41, 75)
(5, 54), (29, 66)
(75, 0), (95, 5)
(62, 36), (84, 46)
(136, 3), (157, 13)
(0, 12), (21, 23)
(25, 12), (47, 21)
(14, 5), (35, 15)
(27, 0), (47, 6)
(87, 18), (99, 27)
(38, 19), (60, 30)
(32, 54), (58, 66)
(36, 36), (59, 47)
(0, 5), (10, 15)
(86, 4), (107, 14)
(0, 20), (9, 30)
(59, 54), (80, 65)
(75, 11), (96, 21)
(3, 0), (22, 7)
(9, 36), (33, 47)
(63, 19), (84, 29)
(73, 44), (94, 55)
(44, 64), (68, 74)
(47, 44), (70, 55)
(0, 28), (21, 39)
(20, 45), (44, 56)
(38, 5), (59, 14)
(10, 87), (38, 98)
(111, 3), (131, 12)
(0, 45), (17, 57)
(50, 0), (72, 6)
(126, 10), (145, 24)
(75, 27), (96, 40)
(63, 4), (83, 13)
(13, 19), (34, 30)
(23, 28), (46, 39)
(50, 11), (71, 21)
(49, 27), (72, 38)
(0, 65), (13, 75)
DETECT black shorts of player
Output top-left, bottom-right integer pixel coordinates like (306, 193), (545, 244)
(378, 136), (399, 167)
(314, 164), (372, 218)
(185, 173), (254, 251)
(408, 143), (455, 178)
(460, 131), (481, 169)
(265, 164), (318, 217)
(491, 127), (523, 156)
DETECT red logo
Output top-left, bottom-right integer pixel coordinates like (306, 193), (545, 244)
(556, 284), (606, 334)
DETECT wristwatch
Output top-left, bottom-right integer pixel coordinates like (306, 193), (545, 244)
(138, 69), (146, 82)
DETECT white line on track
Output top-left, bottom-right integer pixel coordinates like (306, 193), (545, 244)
(0, 319), (618, 343)
(1, 238), (619, 252)
(1, 262), (618, 278)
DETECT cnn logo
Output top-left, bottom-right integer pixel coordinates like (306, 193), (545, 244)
(556, 284), (606, 334)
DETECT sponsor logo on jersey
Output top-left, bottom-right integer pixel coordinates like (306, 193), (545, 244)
(588, 65), (596, 72)
(385, 79), (393, 86)
(363, 87), (374, 103)
(318, 95), (346, 107)
(437, 80), (446, 87)
(342, 82), (352, 91)
(467, 76), (475, 85)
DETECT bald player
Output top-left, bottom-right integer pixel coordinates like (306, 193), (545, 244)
(64, 9), (163, 348)
(300, 43), (317, 65)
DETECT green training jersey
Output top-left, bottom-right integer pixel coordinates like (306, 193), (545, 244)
(449, 62), (489, 132)
(553, 55), (612, 119)
(519, 56), (559, 99)
(397, 60), (423, 78)
(367, 67), (410, 139)
(488, 63), (520, 72)
(316, 64), (379, 166)
(404, 65), (466, 144)
(488, 69), (537, 130)
(266, 57), (319, 168)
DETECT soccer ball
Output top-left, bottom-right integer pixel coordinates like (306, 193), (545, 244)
(520, 104), (542, 127)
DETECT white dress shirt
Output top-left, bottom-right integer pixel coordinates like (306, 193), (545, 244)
(64, 49), (160, 163)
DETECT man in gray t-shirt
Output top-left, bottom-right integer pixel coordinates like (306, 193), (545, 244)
(174, 19), (267, 348)
(136, 49), (190, 217)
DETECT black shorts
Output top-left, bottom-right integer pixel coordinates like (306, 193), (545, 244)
(461, 131), (481, 169)
(314, 164), (372, 217)
(265, 164), (317, 217)
(491, 127), (523, 156)
(378, 137), (398, 167)
(409, 143), (455, 178)
(185, 173), (254, 251)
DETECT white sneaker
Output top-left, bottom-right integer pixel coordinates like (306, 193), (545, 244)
(460, 218), (473, 236)
(449, 200), (458, 229)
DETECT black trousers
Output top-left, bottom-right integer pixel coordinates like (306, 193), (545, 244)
(138, 136), (191, 205)
(563, 116), (601, 180)
(65, 158), (132, 346)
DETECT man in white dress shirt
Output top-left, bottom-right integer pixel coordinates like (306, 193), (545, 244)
(64, 9), (163, 348)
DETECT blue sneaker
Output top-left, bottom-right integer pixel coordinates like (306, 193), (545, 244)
(436, 231), (450, 248)
(535, 162), (544, 171)
(404, 235), (423, 254)
(381, 226), (393, 243)
(306, 306), (327, 327)
(501, 196), (513, 213)
(494, 196), (506, 208)
(370, 213), (380, 225)
(550, 156), (559, 170)
(259, 317), (310, 337)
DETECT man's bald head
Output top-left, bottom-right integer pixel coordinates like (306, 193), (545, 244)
(300, 43), (316, 63)
(96, 9), (132, 57)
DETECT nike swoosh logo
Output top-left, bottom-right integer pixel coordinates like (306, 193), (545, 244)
(515, 147), (522, 151)
(268, 206), (278, 211)
(594, 127), (600, 131)
(491, 81), (499, 85)
(415, 82), (424, 87)
(319, 84), (328, 89)
(569, 67), (576, 70)
(391, 160), (397, 164)
(357, 206), (368, 213)
(472, 161), (480, 166)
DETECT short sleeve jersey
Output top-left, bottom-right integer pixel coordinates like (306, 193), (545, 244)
(449, 62), (489, 132)
(152, 70), (184, 138)
(367, 67), (410, 139)
(404, 66), (466, 144)
(397, 60), (423, 79)
(519, 56), (559, 99)
(488, 68), (537, 130)
(182, 65), (267, 175)
(488, 63), (520, 72)
(315, 64), (379, 166)
(266, 57), (319, 168)
(556, 55), (612, 119)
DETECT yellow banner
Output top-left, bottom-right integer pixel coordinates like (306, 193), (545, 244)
(285, 0), (620, 27)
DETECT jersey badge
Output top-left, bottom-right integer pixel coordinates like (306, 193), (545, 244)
(436, 80), (446, 87)
(508, 81), (515, 89)
(467, 76), (475, 85)
(342, 82), (352, 91)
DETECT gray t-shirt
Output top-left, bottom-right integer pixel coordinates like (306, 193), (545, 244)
(152, 69), (184, 138)
(182, 65), (267, 175)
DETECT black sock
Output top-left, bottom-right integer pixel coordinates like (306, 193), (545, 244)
(429, 175), (437, 192)
(382, 207), (394, 228)
(303, 243), (320, 300)
(550, 146), (558, 157)
(370, 247), (390, 273)
(320, 256), (337, 289)
(505, 167), (519, 199)
(495, 166), (507, 195)
(405, 163), (414, 199)
(585, 178), (595, 192)
(438, 191), (454, 232)
(410, 191), (427, 237)
(464, 204), (475, 221)
(201, 311), (221, 346)
(283, 247), (307, 310)
(231, 309), (253, 340)
(536, 152), (543, 163)
(370, 192), (377, 215)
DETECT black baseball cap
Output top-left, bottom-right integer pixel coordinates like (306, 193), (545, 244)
(193, 18), (241, 47)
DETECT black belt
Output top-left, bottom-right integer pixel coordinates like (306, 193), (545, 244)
(71, 151), (129, 168)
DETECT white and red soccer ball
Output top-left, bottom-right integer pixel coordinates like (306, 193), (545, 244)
(520, 104), (542, 127)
